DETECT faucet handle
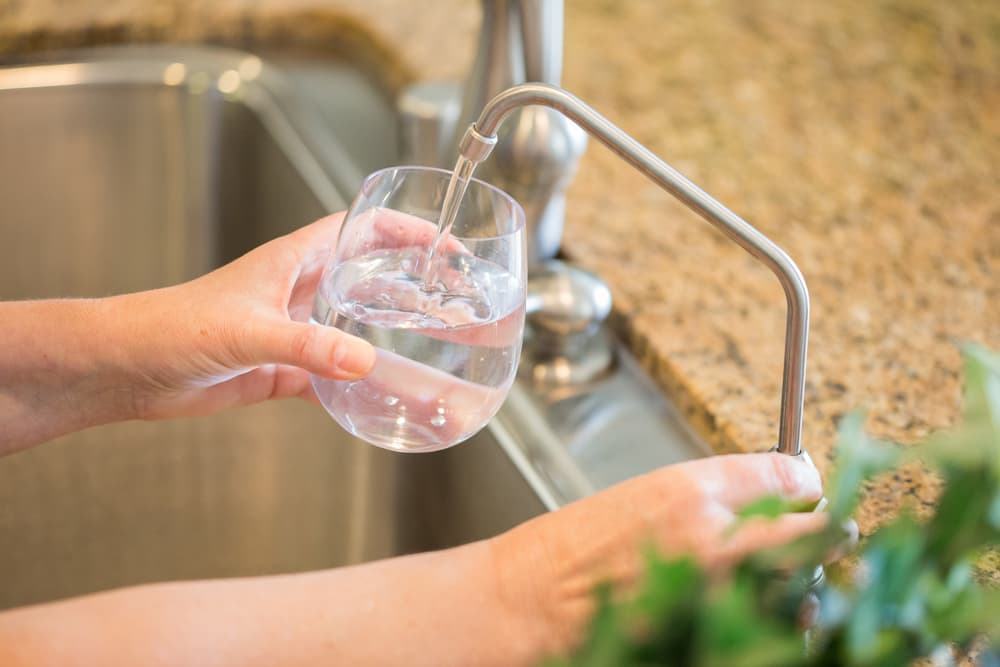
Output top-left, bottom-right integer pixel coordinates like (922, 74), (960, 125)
(397, 82), (462, 167)
(526, 259), (611, 338)
(522, 259), (616, 388)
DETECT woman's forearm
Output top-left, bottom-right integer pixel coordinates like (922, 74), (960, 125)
(0, 540), (553, 667)
(0, 299), (135, 455)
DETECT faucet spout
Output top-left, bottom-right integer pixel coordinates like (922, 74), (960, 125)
(459, 83), (810, 457)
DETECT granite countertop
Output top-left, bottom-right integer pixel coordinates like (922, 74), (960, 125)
(2, 1), (998, 543)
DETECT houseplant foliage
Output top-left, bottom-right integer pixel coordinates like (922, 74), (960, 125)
(547, 344), (1000, 667)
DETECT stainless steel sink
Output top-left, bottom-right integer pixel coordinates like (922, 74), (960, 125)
(0, 47), (550, 610)
(0, 46), (707, 611)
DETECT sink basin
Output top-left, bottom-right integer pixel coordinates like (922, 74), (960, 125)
(0, 46), (708, 611)
(0, 46), (548, 610)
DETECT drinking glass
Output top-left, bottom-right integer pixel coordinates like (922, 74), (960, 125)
(310, 166), (527, 453)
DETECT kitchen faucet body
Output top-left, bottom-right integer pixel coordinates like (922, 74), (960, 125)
(399, 0), (586, 264)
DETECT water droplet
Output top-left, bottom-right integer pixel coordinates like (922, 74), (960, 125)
(384, 395), (399, 406)
(430, 415), (447, 427)
(436, 406), (446, 414)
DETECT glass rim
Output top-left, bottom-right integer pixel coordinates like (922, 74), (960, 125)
(357, 165), (526, 240)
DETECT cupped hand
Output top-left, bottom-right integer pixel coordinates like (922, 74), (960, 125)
(110, 212), (377, 421)
(109, 208), (493, 423)
(489, 451), (847, 654)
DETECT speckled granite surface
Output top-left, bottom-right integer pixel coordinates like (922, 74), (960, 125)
(1, 1), (998, 546)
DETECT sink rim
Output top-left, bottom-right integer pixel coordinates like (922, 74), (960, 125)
(0, 44), (367, 208)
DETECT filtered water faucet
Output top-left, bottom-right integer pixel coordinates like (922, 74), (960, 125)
(457, 83), (811, 458)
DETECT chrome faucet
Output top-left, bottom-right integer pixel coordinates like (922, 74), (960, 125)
(399, 5), (811, 458)
(396, 1), (611, 393)
(457, 83), (812, 458)
(397, 0), (587, 264)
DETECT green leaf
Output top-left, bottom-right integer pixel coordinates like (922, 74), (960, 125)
(825, 412), (902, 522)
(925, 567), (996, 641)
(736, 495), (797, 521)
(548, 342), (1000, 667)
(698, 577), (805, 667)
(631, 555), (704, 663)
(961, 343), (1000, 473)
(567, 584), (636, 667)
(633, 554), (705, 618)
(919, 344), (1000, 472)
(923, 466), (1000, 571)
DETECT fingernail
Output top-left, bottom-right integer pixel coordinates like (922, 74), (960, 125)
(794, 450), (824, 498)
(335, 338), (376, 378)
(798, 448), (819, 473)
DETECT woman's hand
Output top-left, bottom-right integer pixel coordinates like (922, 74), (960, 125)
(112, 212), (376, 421)
(488, 451), (837, 655)
(0, 207), (488, 454)
(118, 207), (483, 421)
(0, 213), (379, 454)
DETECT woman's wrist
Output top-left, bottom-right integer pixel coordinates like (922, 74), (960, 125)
(486, 521), (603, 661)
(0, 297), (139, 453)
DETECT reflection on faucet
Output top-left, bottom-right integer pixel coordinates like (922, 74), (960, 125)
(397, 0), (587, 264)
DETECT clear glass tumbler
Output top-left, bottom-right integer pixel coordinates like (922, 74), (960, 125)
(311, 166), (526, 453)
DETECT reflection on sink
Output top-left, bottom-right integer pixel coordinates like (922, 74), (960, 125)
(0, 46), (546, 610)
(0, 45), (709, 611)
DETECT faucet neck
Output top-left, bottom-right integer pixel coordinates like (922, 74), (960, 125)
(460, 83), (810, 457)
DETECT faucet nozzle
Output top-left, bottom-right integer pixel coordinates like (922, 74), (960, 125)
(458, 124), (498, 164)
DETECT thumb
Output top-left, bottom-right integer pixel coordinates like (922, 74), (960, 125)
(248, 319), (376, 380)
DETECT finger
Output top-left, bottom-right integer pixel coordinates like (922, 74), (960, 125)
(254, 365), (314, 402)
(284, 212), (350, 277)
(205, 365), (314, 408)
(244, 319), (375, 380)
(711, 512), (829, 569)
(419, 299), (524, 348)
(286, 212), (348, 249)
(297, 385), (323, 406)
(237, 365), (324, 405)
(139, 365), (313, 418)
(370, 208), (469, 253)
(681, 452), (823, 509)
